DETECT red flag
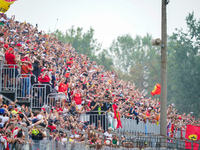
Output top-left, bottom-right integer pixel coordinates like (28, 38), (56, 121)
(151, 83), (161, 96)
(185, 125), (200, 150)
(112, 104), (122, 129)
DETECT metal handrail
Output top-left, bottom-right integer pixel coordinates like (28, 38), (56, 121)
(2, 94), (20, 107)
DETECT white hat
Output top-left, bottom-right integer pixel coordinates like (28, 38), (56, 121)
(148, 107), (152, 110)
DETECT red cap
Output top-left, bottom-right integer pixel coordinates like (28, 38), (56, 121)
(16, 43), (22, 47)
(114, 99), (118, 102)
(4, 44), (8, 48)
(41, 108), (46, 111)
(65, 73), (70, 78)
(70, 57), (73, 60)
(8, 47), (14, 52)
(41, 68), (47, 72)
(49, 69), (52, 71)
(26, 40), (30, 44)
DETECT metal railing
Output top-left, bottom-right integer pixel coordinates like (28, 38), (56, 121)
(115, 115), (160, 135)
(2, 94), (21, 107)
(15, 74), (36, 102)
(46, 93), (67, 108)
(0, 64), (20, 92)
(31, 84), (52, 109)
(0, 123), (197, 150)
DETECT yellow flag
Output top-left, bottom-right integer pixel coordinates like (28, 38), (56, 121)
(0, 0), (16, 13)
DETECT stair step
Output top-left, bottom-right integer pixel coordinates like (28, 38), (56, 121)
(16, 101), (30, 107)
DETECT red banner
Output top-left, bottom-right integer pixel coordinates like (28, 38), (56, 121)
(151, 83), (161, 96)
(185, 125), (200, 150)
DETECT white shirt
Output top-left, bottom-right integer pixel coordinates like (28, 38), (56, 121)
(104, 131), (112, 140)
(0, 115), (9, 126)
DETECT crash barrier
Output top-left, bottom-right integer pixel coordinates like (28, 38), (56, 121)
(47, 93), (68, 108)
(15, 74), (36, 102)
(3, 133), (199, 150)
(115, 115), (160, 135)
(0, 64), (20, 92)
(31, 84), (52, 109)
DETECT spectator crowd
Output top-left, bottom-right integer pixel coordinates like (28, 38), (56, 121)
(0, 13), (199, 149)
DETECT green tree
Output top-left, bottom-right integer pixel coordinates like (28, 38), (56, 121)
(167, 12), (200, 117)
(108, 34), (161, 95)
(55, 26), (113, 71)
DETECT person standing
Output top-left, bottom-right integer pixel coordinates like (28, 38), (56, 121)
(20, 61), (33, 97)
(5, 47), (18, 88)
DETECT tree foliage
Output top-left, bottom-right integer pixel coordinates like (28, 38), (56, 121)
(55, 26), (113, 71)
(167, 12), (200, 117)
(108, 34), (161, 94)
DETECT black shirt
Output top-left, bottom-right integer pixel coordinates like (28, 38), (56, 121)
(90, 100), (98, 114)
(31, 132), (43, 140)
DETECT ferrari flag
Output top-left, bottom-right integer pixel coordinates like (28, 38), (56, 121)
(151, 83), (161, 96)
(185, 125), (200, 150)
(0, 0), (17, 13)
(112, 104), (122, 129)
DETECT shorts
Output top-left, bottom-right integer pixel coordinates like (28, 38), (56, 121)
(9, 68), (19, 78)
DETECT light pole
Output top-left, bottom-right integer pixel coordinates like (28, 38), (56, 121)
(151, 0), (169, 147)
(160, 0), (168, 139)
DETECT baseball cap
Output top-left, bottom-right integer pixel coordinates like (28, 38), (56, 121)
(0, 108), (5, 115)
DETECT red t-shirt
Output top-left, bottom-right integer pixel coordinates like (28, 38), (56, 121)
(5, 53), (16, 68)
(74, 93), (82, 105)
(58, 82), (68, 94)
(38, 75), (50, 83)
(146, 111), (150, 117)
(48, 125), (56, 131)
(21, 57), (32, 73)
(56, 107), (63, 115)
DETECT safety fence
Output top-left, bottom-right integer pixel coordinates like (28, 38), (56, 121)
(114, 115), (160, 135)
(47, 93), (67, 108)
(31, 84), (52, 109)
(115, 115), (186, 139)
(0, 64), (20, 92)
(15, 74), (36, 102)
(1, 130), (198, 150)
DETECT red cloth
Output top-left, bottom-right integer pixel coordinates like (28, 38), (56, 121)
(5, 53), (17, 68)
(38, 75), (50, 83)
(73, 93), (82, 105)
(58, 83), (68, 94)
(151, 83), (161, 96)
(48, 125), (56, 131)
(56, 107), (63, 114)
(185, 125), (200, 150)
(112, 104), (117, 119)
(146, 111), (150, 117)
(112, 104), (122, 129)
(64, 73), (70, 78)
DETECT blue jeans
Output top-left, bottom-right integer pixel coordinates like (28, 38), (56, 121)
(22, 77), (30, 97)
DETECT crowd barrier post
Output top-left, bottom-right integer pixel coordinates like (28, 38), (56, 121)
(15, 74), (36, 102)
(47, 93), (67, 108)
(0, 64), (20, 92)
(31, 84), (52, 109)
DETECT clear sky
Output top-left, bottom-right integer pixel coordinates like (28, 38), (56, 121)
(5, 0), (200, 49)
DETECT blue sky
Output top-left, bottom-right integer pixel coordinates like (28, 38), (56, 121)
(6, 0), (200, 49)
